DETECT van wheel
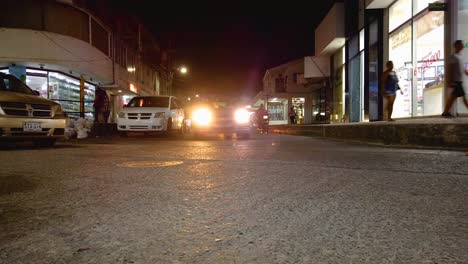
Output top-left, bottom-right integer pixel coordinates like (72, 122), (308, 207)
(166, 118), (173, 131)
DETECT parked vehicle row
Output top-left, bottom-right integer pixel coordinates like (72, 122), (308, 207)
(0, 72), (264, 149)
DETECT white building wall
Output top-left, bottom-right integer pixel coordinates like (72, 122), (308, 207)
(0, 28), (113, 84)
(315, 3), (345, 55)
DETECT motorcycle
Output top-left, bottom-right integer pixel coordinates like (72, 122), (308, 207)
(257, 114), (269, 134)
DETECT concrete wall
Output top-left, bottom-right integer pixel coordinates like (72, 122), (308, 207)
(315, 3), (345, 55)
(304, 56), (330, 78)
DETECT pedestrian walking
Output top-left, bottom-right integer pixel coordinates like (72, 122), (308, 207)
(442, 40), (468, 117)
(289, 107), (297, 124)
(381, 61), (400, 121)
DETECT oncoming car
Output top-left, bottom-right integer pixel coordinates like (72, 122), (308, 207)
(188, 102), (254, 139)
(117, 96), (185, 136)
(0, 72), (66, 147)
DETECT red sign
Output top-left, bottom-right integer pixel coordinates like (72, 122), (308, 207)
(414, 50), (441, 76)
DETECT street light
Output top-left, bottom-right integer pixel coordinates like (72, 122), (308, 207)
(179, 66), (188, 74)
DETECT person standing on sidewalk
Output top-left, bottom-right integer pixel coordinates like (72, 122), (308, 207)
(442, 40), (468, 117)
(289, 107), (297, 124)
(381, 61), (400, 121)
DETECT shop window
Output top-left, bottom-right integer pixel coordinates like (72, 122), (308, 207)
(359, 29), (365, 52)
(389, 0), (412, 32)
(389, 24), (412, 118)
(292, 98), (305, 124)
(48, 72), (95, 117)
(415, 11), (444, 116)
(267, 98), (287, 122)
(26, 75), (48, 99)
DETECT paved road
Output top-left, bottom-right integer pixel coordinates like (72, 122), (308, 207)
(0, 135), (467, 263)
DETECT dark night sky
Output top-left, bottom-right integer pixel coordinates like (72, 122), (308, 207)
(117, 1), (335, 97)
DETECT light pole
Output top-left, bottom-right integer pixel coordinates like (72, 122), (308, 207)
(171, 65), (189, 96)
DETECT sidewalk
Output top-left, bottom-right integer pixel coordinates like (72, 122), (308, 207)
(271, 117), (468, 149)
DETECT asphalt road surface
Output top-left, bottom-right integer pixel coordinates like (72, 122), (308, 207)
(0, 134), (467, 263)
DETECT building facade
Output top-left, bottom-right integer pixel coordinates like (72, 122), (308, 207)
(317, 0), (468, 123)
(254, 57), (330, 125)
(0, 0), (172, 122)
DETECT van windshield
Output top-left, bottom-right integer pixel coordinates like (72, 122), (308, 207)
(0, 73), (34, 95)
(127, 97), (170, 108)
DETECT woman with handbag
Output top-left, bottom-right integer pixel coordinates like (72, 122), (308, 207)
(381, 61), (400, 121)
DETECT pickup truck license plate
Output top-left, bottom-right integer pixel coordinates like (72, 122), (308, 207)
(23, 122), (42, 132)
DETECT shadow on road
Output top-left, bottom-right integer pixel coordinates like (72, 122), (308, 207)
(0, 142), (82, 151)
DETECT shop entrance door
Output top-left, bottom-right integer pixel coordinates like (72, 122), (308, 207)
(292, 98), (305, 124)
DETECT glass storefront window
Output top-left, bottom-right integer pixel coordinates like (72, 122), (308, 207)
(389, 0), (412, 32)
(415, 11), (444, 116)
(26, 75), (48, 98)
(84, 83), (96, 117)
(267, 98), (287, 122)
(48, 72), (95, 118)
(389, 24), (413, 118)
(292, 98), (305, 124)
(332, 47), (345, 122)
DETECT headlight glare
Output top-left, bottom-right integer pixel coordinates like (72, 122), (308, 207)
(234, 108), (250, 124)
(193, 108), (212, 126)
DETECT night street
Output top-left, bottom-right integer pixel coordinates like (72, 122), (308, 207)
(1, 135), (467, 263)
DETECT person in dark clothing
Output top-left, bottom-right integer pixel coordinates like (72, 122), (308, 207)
(289, 107), (297, 124)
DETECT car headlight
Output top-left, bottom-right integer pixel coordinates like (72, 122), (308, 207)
(52, 104), (66, 118)
(53, 104), (63, 113)
(118, 112), (126, 118)
(154, 112), (166, 118)
(192, 108), (212, 126)
(234, 108), (251, 124)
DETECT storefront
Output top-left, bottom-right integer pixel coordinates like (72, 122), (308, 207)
(388, 0), (445, 118)
(1, 67), (96, 118)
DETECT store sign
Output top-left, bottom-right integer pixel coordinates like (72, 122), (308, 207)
(414, 50), (441, 76)
(428, 3), (447, 11)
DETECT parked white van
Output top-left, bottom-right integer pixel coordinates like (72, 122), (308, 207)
(117, 96), (184, 136)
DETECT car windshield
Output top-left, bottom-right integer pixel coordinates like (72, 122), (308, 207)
(127, 97), (169, 108)
(0, 74), (34, 95)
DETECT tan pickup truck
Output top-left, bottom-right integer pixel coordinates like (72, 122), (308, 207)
(0, 72), (67, 147)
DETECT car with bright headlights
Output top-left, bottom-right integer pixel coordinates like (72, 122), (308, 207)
(0, 72), (67, 147)
(189, 102), (254, 139)
(117, 96), (185, 136)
